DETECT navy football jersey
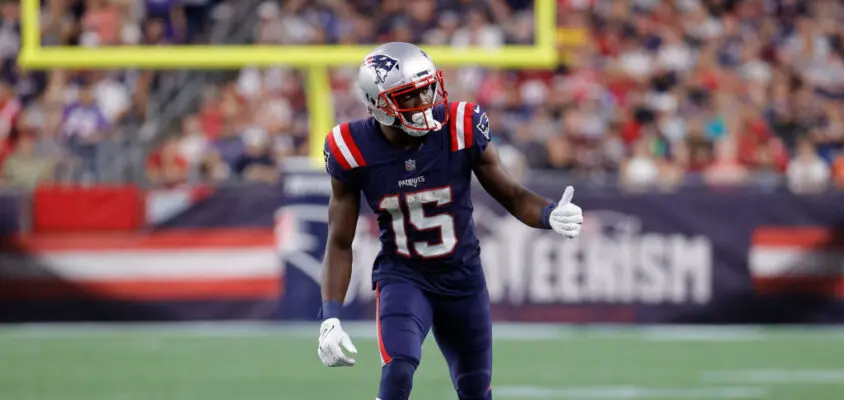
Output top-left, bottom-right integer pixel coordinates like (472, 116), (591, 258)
(324, 101), (492, 296)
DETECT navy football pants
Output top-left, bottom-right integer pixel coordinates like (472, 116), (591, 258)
(376, 282), (492, 400)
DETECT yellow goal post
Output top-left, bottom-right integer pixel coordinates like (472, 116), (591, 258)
(18, 0), (558, 168)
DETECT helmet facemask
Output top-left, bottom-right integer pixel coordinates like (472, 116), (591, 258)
(378, 70), (449, 137)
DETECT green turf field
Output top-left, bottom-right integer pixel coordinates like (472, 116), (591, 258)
(2, 323), (843, 399)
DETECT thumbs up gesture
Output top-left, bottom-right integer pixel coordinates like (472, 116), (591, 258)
(550, 186), (583, 238)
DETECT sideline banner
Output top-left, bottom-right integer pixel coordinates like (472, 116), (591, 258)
(31, 185), (145, 233)
(0, 229), (281, 322)
(2, 175), (844, 323)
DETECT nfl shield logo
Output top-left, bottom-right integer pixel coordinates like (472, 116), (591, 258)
(405, 159), (416, 171)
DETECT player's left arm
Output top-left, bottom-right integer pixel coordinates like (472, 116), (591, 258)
(469, 106), (583, 237)
(473, 142), (549, 228)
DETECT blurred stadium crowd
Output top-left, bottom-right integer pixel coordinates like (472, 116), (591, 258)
(1, 0), (844, 193)
(0, 0), (226, 187)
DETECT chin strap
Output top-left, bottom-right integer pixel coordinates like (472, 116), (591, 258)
(400, 120), (442, 136)
(399, 109), (443, 136)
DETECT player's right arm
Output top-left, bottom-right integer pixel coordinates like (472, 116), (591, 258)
(321, 177), (360, 307)
(318, 132), (362, 367)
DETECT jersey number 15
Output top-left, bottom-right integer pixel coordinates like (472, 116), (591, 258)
(378, 187), (457, 259)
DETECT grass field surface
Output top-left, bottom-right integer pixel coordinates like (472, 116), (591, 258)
(2, 323), (843, 400)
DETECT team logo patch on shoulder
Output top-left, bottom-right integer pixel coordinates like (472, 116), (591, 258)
(477, 112), (490, 139)
(366, 54), (399, 84)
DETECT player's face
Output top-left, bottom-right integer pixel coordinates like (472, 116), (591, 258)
(392, 84), (435, 120)
(379, 70), (448, 133)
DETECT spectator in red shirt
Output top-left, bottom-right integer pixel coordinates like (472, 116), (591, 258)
(832, 153), (844, 190)
(146, 136), (189, 187)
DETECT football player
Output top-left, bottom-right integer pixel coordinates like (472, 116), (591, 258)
(318, 42), (583, 400)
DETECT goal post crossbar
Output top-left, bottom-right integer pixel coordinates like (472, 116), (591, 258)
(18, 0), (558, 167)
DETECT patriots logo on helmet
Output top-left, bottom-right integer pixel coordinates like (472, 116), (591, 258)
(366, 54), (399, 84)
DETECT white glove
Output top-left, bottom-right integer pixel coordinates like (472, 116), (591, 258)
(317, 317), (358, 367)
(550, 186), (583, 238)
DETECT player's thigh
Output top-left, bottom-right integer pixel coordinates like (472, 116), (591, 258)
(430, 287), (493, 372)
(376, 281), (434, 365)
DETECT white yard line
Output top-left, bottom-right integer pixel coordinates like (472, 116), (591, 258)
(701, 369), (844, 384)
(495, 385), (768, 399)
(2, 322), (844, 341)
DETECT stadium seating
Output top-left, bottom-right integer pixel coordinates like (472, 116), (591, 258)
(1, 0), (843, 192)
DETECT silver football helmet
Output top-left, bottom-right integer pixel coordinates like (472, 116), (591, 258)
(356, 42), (449, 137)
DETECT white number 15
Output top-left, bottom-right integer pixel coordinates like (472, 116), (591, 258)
(378, 186), (457, 258)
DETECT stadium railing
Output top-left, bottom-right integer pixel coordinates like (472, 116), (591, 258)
(18, 0), (559, 168)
